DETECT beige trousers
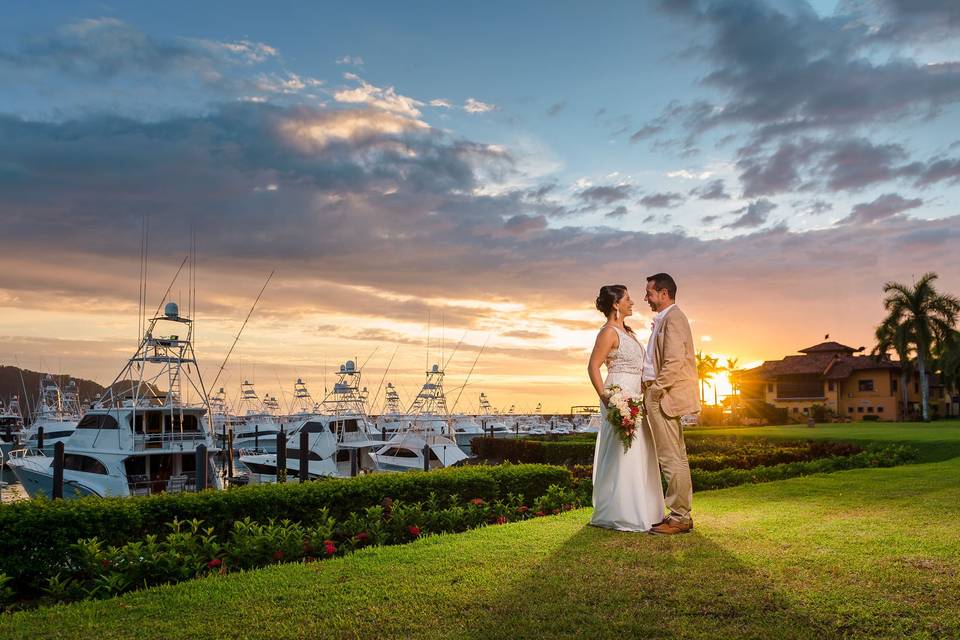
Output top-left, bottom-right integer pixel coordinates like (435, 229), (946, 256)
(644, 390), (693, 523)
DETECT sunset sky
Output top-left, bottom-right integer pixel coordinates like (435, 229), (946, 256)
(2, 1), (960, 413)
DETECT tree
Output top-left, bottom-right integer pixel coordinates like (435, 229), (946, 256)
(935, 330), (960, 405)
(725, 357), (741, 416)
(873, 319), (913, 420)
(879, 273), (960, 422)
(696, 351), (720, 405)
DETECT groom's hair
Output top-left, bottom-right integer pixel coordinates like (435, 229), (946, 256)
(646, 273), (677, 299)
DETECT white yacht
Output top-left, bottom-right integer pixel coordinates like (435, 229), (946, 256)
(371, 364), (468, 471)
(0, 396), (25, 460)
(8, 302), (223, 498)
(241, 362), (385, 479)
(229, 380), (282, 453)
(22, 376), (81, 455)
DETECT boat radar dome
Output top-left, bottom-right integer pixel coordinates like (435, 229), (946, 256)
(164, 301), (179, 318)
(344, 360), (356, 372)
(431, 364), (440, 372)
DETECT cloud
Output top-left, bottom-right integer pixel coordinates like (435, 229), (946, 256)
(255, 72), (323, 95)
(652, 2), (960, 140)
(546, 100), (568, 116)
(604, 206), (629, 219)
(724, 198), (776, 229)
(639, 192), (685, 209)
(464, 97), (496, 113)
(0, 18), (277, 79)
(430, 98), (453, 108)
(839, 193), (923, 225)
(503, 214), (547, 234)
(690, 179), (730, 200)
(576, 184), (634, 205)
(335, 55), (364, 66)
(333, 74), (424, 118)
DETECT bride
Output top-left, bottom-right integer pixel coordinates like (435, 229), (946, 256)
(587, 284), (665, 532)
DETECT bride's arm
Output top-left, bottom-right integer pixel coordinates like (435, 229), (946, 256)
(588, 328), (617, 400)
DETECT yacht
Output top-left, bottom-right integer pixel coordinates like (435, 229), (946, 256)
(229, 380), (282, 453)
(22, 376), (81, 455)
(8, 302), (223, 498)
(370, 364), (468, 471)
(0, 396), (25, 460)
(240, 362), (385, 479)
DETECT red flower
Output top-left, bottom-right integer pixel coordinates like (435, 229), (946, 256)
(324, 542), (337, 556)
(517, 505), (530, 513)
(272, 550), (285, 561)
(469, 498), (485, 506)
(408, 525), (421, 537)
(100, 558), (111, 570)
(354, 531), (370, 543)
(207, 558), (222, 569)
(494, 516), (508, 525)
(630, 406), (640, 416)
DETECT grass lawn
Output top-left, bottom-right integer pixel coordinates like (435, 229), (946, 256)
(4, 422), (959, 639)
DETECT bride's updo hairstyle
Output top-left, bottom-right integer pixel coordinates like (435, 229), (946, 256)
(595, 284), (634, 334)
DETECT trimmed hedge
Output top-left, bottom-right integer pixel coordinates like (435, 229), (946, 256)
(473, 436), (867, 469)
(471, 437), (596, 465)
(0, 464), (570, 595)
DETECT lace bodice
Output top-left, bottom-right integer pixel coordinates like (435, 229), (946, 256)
(604, 326), (645, 375)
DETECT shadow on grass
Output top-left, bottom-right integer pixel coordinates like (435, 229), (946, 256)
(457, 524), (830, 640)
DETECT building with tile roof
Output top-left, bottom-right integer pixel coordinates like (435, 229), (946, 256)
(738, 340), (954, 422)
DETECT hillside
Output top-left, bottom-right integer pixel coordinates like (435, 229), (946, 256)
(0, 366), (106, 419)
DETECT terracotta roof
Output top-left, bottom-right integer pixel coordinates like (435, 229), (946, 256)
(798, 341), (857, 354)
(743, 352), (900, 381)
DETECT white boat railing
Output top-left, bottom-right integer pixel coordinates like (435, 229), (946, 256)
(133, 432), (210, 451)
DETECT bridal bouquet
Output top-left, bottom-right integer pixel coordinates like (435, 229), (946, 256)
(603, 384), (643, 452)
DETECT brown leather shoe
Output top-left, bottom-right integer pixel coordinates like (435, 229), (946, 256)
(649, 519), (693, 535)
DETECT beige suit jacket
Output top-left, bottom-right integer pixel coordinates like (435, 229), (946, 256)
(650, 306), (700, 418)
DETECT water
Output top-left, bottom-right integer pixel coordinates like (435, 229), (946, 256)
(1, 467), (28, 502)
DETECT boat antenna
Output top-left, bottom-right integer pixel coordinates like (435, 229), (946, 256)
(426, 310), (431, 371)
(443, 330), (468, 371)
(274, 367), (292, 415)
(13, 355), (32, 424)
(359, 346), (380, 370)
(368, 345), (399, 412)
(148, 256), (189, 319)
(449, 334), (489, 414)
(209, 270), (275, 393)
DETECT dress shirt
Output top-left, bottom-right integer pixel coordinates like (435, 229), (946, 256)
(641, 303), (676, 382)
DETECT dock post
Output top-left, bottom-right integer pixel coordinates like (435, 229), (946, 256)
(422, 443), (430, 472)
(195, 444), (208, 491)
(298, 430), (309, 483)
(350, 448), (358, 477)
(37, 426), (44, 453)
(254, 424), (259, 450)
(52, 441), (64, 499)
(276, 428), (287, 483)
(227, 429), (235, 480)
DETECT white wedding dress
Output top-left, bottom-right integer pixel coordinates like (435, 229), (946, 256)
(591, 326), (666, 532)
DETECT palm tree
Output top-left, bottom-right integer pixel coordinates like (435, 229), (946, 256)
(725, 356), (741, 415)
(935, 330), (960, 405)
(879, 273), (960, 421)
(873, 319), (914, 420)
(696, 351), (720, 405)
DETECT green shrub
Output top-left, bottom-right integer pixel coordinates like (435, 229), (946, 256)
(471, 437), (596, 465)
(24, 486), (581, 609)
(862, 414), (880, 422)
(0, 464), (570, 596)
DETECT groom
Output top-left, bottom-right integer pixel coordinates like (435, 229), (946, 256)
(642, 273), (699, 535)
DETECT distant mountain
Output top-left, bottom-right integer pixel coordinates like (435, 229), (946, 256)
(0, 366), (106, 421)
